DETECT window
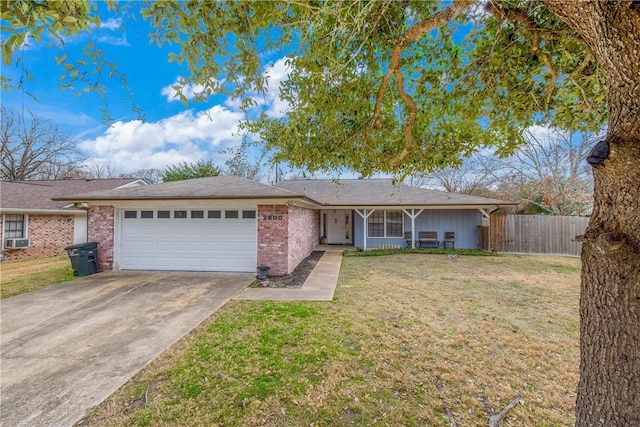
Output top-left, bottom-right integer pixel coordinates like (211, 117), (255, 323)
(174, 210), (187, 219)
(368, 211), (385, 237)
(124, 211), (137, 219)
(3, 214), (25, 238)
(157, 210), (171, 219)
(367, 210), (403, 237)
(141, 211), (154, 219)
(242, 210), (256, 219)
(225, 210), (239, 219)
(208, 210), (221, 219)
(386, 211), (403, 237)
(191, 210), (204, 219)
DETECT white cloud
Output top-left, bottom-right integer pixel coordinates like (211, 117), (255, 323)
(99, 18), (123, 31)
(161, 77), (214, 103)
(258, 57), (293, 118)
(79, 105), (244, 172)
(96, 34), (130, 47)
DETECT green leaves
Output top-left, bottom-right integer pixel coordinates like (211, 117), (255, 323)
(162, 160), (222, 182)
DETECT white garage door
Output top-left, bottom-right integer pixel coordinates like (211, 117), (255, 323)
(119, 208), (257, 272)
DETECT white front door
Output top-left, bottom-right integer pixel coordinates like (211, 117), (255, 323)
(325, 210), (352, 244)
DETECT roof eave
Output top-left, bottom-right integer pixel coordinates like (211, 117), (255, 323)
(321, 203), (517, 209)
(0, 208), (86, 215)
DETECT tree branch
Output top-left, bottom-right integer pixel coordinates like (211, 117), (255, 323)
(372, 0), (473, 167)
(488, 395), (522, 427)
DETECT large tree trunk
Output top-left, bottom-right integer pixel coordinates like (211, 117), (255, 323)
(543, 1), (640, 425)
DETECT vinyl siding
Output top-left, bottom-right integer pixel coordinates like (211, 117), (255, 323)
(354, 209), (482, 249)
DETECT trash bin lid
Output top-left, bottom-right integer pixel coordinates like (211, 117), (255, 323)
(65, 242), (98, 250)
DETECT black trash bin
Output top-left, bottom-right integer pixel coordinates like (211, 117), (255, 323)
(65, 242), (99, 276)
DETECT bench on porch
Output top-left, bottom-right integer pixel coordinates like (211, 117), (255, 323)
(442, 231), (455, 249)
(417, 231), (439, 248)
(404, 231), (413, 248)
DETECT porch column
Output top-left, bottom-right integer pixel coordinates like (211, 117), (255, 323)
(403, 209), (423, 249)
(478, 208), (491, 251)
(355, 209), (374, 251)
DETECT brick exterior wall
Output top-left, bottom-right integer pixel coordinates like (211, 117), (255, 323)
(257, 204), (319, 276)
(87, 206), (115, 272)
(257, 205), (289, 275)
(1, 214), (75, 262)
(287, 206), (320, 273)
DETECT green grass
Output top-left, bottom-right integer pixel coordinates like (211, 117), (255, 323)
(83, 254), (581, 426)
(1, 255), (78, 299)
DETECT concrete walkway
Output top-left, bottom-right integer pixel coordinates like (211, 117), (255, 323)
(234, 250), (343, 301)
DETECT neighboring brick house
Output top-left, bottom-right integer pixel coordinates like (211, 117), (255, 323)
(54, 176), (514, 275)
(0, 179), (144, 262)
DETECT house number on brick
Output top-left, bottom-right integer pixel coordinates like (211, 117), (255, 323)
(262, 215), (284, 220)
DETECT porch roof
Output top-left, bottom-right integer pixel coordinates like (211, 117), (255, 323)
(277, 179), (516, 208)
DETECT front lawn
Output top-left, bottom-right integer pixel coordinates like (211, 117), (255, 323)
(81, 254), (580, 426)
(1, 255), (77, 299)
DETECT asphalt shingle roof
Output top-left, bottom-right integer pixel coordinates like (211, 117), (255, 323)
(51, 176), (514, 208)
(277, 179), (515, 207)
(1, 178), (142, 211)
(53, 175), (301, 201)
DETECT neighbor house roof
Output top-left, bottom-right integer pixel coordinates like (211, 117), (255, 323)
(53, 175), (306, 202)
(277, 179), (515, 207)
(1, 178), (144, 213)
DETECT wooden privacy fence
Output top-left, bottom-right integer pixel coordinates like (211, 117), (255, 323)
(491, 214), (589, 256)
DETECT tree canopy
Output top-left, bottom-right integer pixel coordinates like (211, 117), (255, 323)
(136, 0), (606, 177)
(162, 159), (221, 182)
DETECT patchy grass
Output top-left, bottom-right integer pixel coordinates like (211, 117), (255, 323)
(1, 255), (77, 299)
(344, 247), (498, 257)
(81, 254), (580, 426)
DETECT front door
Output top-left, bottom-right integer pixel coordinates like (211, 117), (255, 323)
(325, 210), (352, 244)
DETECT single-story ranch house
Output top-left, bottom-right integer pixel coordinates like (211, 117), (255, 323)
(54, 176), (515, 275)
(1, 178), (144, 262)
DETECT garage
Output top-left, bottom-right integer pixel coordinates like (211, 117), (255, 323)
(118, 208), (257, 272)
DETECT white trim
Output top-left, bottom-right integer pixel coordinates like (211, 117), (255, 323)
(2, 213), (29, 250)
(114, 179), (147, 189)
(69, 197), (321, 209)
(367, 209), (405, 239)
(320, 204), (509, 210)
(403, 209), (423, 249)
(354, 209), (374, 250)
(0, 208), (86, 215)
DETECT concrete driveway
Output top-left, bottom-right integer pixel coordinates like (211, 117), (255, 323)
(0, 271), (252, 427)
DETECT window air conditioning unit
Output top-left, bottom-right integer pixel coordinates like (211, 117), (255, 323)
(5, 238), (30, 249)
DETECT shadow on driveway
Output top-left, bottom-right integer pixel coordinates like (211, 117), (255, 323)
(0, 270), (252, 427)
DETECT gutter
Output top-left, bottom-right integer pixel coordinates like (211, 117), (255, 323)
(0, 208), (87, 215)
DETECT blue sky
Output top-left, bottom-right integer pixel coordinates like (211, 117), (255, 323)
(1, 3), (293, 177)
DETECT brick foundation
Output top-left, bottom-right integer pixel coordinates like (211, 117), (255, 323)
(1, 214), (75, 262)
(87, 206), (115, 272)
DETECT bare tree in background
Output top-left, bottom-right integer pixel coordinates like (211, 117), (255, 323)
(80, 159), (125, 179)
(403, 154), (502, 199)
(493, 128), (595, 215)
(223, 144), (265, 182)
(132, 168), (164, 184)
(0, 106), (85, 180)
